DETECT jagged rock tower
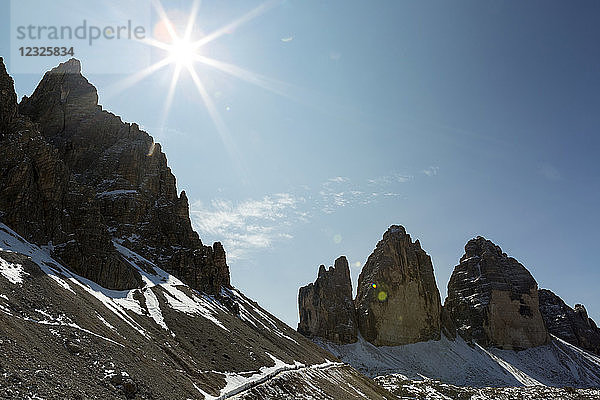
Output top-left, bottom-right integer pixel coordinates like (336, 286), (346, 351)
(539, 289), (600, 355)
(355, 225), (442, 346)
(298, 225), (443, 346)
(298, 256), (358, 344)
(445, 237), (549, 350)
(0, 58), (230, 294)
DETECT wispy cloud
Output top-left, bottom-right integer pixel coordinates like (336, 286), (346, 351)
(190, 169), (425, 260)
(327, 176), (350, 183)
(316, 173), (408, 214)
(422, 166), (439, 177)
(367, 172), (412, 185)
(190, 193), (304, 260)
(281, 36), (294, 42)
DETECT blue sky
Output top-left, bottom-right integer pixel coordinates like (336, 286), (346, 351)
(1, 0), (599, 327)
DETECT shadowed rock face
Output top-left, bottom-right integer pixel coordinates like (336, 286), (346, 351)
(539, 289), (600, 355)
(355, 225), (442, 346)
(0, 58), (230, 294)
(298, 256), (358, 344)
(0, 58), (17, 132)
(445, 237), (549, 350)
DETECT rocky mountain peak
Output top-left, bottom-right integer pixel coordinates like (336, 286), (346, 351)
(0, 57), (17, 132)
(19, 58), (99, 137)
(355, 225), (442, 346)
(575, 304), (591, 326)
(53, 57), (82, 74)
(298, 256), (357, 344)
(445, 237), (549, 349)
(318, 264), (327, 277)
(539, 289), (600, 355)
(383, 224), (407, 237)
(462, 236), (505, 260)
(0, 60), (230, 295)
(317, 256), (351, 281)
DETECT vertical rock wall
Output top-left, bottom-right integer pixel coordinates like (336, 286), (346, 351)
(355, 226), (442, 346)
(298, 256), (357, 344)
(445, 237), (549, 349)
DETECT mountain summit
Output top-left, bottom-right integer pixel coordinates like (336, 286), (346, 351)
(2, 58), (229, 295)
(355, 225), (442, 346)
(445, 236), (549, 350)
(298, 256), (358, 344)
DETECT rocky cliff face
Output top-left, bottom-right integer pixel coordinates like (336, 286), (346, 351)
(0, 58), (230, 294)
(298, 256), (357, 344)
(355, 226), (442, 346)
(0, 58), (17, 132)
(539, 289), (600, 355)
(445, 237), (549, 350)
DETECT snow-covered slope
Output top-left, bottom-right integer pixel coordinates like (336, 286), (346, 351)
(375, 374), (600, 400)
(0, 223), (394, 399)
(317, 334), (600, 389)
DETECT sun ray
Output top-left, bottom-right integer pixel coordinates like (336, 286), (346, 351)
(191, 0), (279, 50)
(184, 0), (202, 41)
(158, 63), (182, 132)
(195, 55), (292, 99)
(120, 0), (285, 183)
(187, 66), (233, 149)
(104, 57), (172, 99)
(150, 0), (178, 41)
(187, 65), (247, 180)
(138, 37), (173, 52)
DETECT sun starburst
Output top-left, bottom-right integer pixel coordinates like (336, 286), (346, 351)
(107, 0), (282, 172)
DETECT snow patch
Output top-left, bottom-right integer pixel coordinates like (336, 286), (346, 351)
(201, 354), (306, 400)
(96, 312), (117, 331)
(114, 242), (230, 332)
(320, 334), (600, 388)
(142, 286), (170, 333)
(0, 258), (28, 284)
(228, 289), (297, 344)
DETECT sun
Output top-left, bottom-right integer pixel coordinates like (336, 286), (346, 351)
(113, 0), (283, 170)
(168, 38), (197, 67)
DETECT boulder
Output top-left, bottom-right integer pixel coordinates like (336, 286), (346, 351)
(445, 237), (549, 349)
(298, 256), (357, 344)
(355, 225), (442, 346)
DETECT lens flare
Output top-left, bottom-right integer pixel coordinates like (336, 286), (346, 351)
(377, 291), (388, 301)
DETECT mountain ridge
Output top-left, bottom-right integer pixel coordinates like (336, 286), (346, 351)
(298, 224), (600, 394)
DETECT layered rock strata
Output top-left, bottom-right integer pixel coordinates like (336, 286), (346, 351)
(445, 237), (549, 349)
